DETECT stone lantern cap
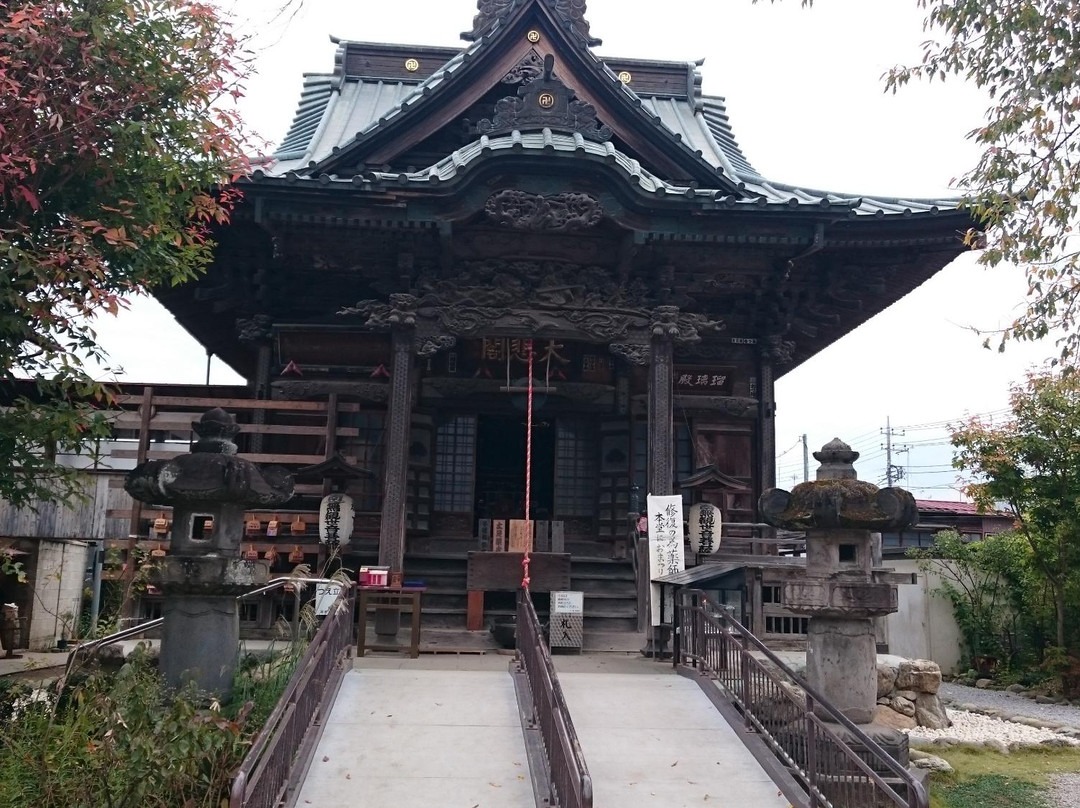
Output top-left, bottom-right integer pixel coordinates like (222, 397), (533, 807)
(124, 408), (294, 507)
(759, 438), (918, 531)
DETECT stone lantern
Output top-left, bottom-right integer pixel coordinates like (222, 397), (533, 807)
(125, 408), (294, 698)
(760, 439), (917, 729)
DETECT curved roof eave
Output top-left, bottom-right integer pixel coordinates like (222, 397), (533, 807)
(251, 128), (965, 221)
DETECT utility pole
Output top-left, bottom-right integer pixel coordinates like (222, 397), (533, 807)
(802, 433), (809, 482)
(881, 416), (910, 486)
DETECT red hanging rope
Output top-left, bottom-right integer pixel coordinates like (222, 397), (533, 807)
(522, 338), (534, 590)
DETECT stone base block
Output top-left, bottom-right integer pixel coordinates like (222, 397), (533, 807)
(807, 617), (877, 724)
(160, 595), (239, 698)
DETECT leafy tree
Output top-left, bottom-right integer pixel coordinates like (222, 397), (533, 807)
(951, 370), (1080, 650)
(758, 1), (1080, 365)
(909, 529), (1028, 669)
(0, 0), (249, 507)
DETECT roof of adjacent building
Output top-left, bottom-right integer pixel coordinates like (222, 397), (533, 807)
(915, 500), (1010, 518)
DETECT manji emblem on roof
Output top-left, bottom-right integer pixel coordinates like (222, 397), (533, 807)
(478, 54), (612, 141)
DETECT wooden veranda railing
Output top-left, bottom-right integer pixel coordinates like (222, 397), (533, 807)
(675, 589), (928, 808)
(515, 590), (593, 808)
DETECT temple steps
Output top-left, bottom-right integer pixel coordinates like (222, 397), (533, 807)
(377, 551), (641, 635)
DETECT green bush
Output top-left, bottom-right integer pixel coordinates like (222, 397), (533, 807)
(0, 654), (276, 808)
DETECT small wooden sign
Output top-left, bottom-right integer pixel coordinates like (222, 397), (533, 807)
(551, 521), (565, 553)
(535, 521), (550, 553)
(288, 545), (305, 563)
(509, 520), (533, 553)
(245, 517), (261, 536)
(243, 544), (260, 561)
(290, 516), (306, 534)
(492, 520), (507, 552)
(153, 514), (169, 535)
(266, 517), (280, 538)
(264, 546), (279, 564)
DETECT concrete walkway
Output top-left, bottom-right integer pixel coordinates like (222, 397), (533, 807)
(294, 658), (534, 807)
(559, 667), (790, 807)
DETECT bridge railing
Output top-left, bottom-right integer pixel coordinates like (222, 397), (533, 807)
(516, 589), (593, 808)
(675, 588), (927, 808)
(229, 581), (355, 808)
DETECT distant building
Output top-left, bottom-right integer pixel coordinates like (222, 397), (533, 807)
(880, 499), (1014, 557)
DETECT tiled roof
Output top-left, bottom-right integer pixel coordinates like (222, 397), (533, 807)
(263, 31), (960, 218)
(915, 500), (999, 517)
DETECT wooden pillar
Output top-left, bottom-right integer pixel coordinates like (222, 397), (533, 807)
(249, 343), (272, 454)
(758, 355), (777, 491)
(647, 335), (674, 497)
(378, 327), (414, 573)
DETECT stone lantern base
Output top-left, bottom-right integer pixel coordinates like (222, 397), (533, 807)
(153, 556), (269, 699)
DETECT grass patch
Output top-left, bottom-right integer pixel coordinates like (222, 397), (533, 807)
(919, 744), (1080, 808)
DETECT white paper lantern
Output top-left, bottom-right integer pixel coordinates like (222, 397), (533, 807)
(318, 493), (354, 547)
(688, 503), (722, 554)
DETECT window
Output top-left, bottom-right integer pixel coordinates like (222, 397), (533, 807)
(338, 412), (385, 511)
(555, 418), (598, 517)
(762, 585), (782, 605)
(434, 416), (475, 512)
(765, 615), (809, 635)
(838, 543), (858, 563)
(239, 602), (259, 623)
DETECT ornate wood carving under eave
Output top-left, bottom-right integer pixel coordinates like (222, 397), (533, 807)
(672, 395), (760, 418)
(270, 379), (390, 402)
(502, 49), (546, 84)
(478, 54), (612, 141)
(235, 314), (273, 345)
(485, 190), (603, 231)
(343, 293), (724, 348)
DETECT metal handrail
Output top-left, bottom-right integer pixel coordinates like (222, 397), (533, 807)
(516, 589), (593, 808)
(675, 588), (928, 808)
(62, 577), (344, 675)
(230, 581), (355, 808)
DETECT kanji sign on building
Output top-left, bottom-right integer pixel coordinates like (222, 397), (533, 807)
(647, 494), (685, 626)
(673, 365), (736, 396)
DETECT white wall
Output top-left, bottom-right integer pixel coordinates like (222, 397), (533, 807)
(26, 540), (90, 651)
(885, 558), (965, 675)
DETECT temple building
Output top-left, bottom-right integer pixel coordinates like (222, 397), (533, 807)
(0, 0), (973, 646)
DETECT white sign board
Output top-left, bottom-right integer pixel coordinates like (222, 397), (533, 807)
(647, 494), (685, 626)
(314, 583), (343, 616)
(319, 493), (354, 547)
(551, 591), (584, 614)
(688, 503), (722, 554)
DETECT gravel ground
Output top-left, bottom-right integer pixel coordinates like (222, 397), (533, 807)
(904, 710), (1079, 747)
(940, 682), (1080, 726)
(1047, 772), (1080, 808)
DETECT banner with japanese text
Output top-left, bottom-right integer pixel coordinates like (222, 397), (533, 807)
(647, 494), (685, 626)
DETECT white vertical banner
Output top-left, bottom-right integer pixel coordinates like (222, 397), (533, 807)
(647, 494), (685, 626)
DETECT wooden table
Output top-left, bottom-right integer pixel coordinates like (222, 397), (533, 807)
(356, 586), (426, 658)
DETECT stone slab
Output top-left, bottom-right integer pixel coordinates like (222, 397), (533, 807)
(294, 668), (533, 808)
(559, 671), (789, 807)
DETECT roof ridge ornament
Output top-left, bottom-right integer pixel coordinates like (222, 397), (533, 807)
(463, 0), (601, 46)
(478, 54), (612, 141)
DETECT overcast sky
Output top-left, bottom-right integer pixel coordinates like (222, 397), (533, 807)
(92, 0), (1057, 498)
